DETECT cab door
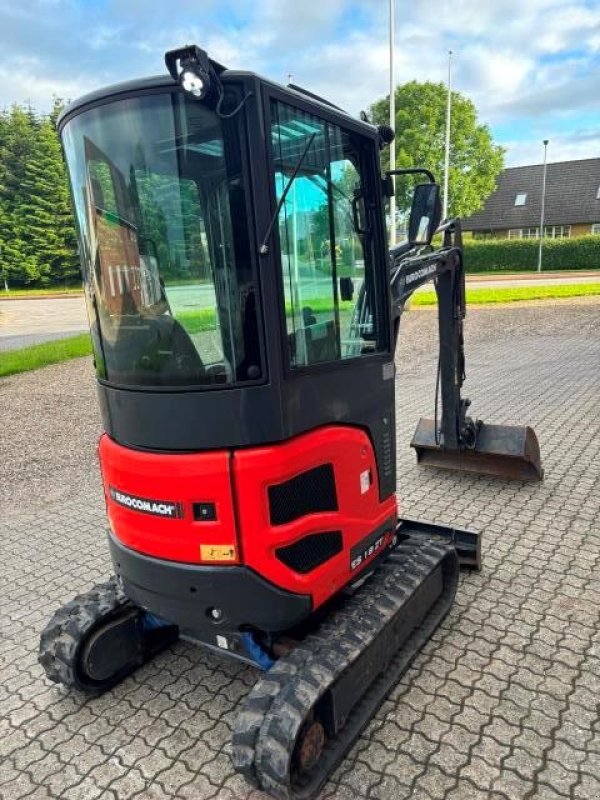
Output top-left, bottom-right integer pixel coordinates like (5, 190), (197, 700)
(265, 92), (396, 501)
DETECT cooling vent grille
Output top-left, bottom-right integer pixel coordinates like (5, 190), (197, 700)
(275, 531), (343, 574)
(268, 463), (337, 526)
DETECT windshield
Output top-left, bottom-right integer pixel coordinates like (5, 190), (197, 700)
(62, 90), (262, 387)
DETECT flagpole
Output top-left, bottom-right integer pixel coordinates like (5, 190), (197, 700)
(443, 50), (452, 220)
(537, 139), (549, 272)
(389, 0), (396, 246)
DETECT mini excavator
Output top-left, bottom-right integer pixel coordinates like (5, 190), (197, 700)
(40, 45), (543, 798)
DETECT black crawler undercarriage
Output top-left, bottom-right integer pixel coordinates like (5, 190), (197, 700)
(39, 521), (480, 799)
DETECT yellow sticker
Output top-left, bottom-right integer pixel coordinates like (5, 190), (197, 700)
(200, 544), (237, 562)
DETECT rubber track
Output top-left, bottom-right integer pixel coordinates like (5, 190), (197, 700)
(39, 576), (136, 693)
(233, 537), (458, 799)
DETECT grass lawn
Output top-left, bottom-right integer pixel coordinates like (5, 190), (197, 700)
(0, 286), (82, 298)
(412, 282), (600, 306)
(177, 308), (216, 334)
(465, 268), (600, 278)
(2, 269), (598, 299)
(0, 334), (92, 378)
(2, 282), (598, 378)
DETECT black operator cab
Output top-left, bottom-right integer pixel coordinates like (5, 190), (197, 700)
(59, 47), (395, 498)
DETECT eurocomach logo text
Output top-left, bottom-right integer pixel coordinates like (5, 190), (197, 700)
(109, 487), (182, 518)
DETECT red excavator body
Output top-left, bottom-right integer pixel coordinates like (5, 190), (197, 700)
(100, 426), (397, 627)
(39, 43), (541, 799)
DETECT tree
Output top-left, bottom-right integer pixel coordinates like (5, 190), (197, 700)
(0, 105), (40, 285)
(20, 116), (79, 285)
(48, 96), (66, 129)
(0, 111), (7, 288)
(370, 81), (504, 219)
(0, 101), (78, 287)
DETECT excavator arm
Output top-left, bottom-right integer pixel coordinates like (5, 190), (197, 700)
(387, 203), (543, 481)
(391, 218), (475, 453)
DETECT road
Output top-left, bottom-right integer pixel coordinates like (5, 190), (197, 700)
(0, 296), (88, 351)
(1, 301), (599, 800)
(0, 270), (598, 351)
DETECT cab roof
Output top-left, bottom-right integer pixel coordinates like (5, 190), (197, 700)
(57, 65), (372, 137)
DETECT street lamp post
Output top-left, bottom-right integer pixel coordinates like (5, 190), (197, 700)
(443, 50), (453, 220)
(389, 0), (396, 246)
(537, 139), (549, 273)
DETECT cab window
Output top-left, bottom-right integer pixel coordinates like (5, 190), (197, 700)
(270, 99), (384, 369)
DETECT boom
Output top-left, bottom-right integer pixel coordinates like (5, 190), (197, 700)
(388, 216), (543, 481)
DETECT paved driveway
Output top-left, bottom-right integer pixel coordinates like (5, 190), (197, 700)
(1, 302), (599, 800)
(0, 297), (88, 351)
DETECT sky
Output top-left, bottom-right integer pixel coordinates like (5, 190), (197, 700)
(0, 0), (598, 168)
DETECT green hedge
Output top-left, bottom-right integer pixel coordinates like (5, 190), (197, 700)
(463, 235), (600, 272)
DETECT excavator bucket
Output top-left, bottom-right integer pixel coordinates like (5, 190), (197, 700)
(411, 418), (544, 481)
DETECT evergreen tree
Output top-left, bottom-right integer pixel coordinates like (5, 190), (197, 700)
(0, 101), (78, 288)
(0, 105), (40, 285)
(48, 96), (66, 129)
(20, 116), (79, 285)
(0, 111), (7, 289)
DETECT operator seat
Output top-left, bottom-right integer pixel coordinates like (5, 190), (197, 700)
(105, 313), (206, 386)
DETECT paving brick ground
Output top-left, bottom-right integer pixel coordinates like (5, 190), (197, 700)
(1, 301), (599, 800)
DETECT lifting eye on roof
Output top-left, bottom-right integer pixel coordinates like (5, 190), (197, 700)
(165, 45), (214, 101)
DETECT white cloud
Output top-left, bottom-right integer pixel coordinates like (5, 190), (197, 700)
(0, 61), (95, 110)
(458, 46), (534, 112)
(504, 132), (600, 167)
(88, 25), (124, 51)
(0, 0), (597, 165)
(499, 72), (600, 119)
(528, 3), (600, 53)
(251, 0), (348, 47)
